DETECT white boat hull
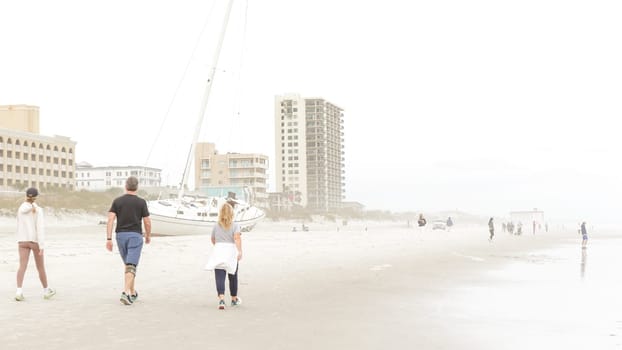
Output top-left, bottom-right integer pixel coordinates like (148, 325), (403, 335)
(147, 198), (265, 236)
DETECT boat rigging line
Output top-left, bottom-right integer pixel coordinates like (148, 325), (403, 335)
(143, 0), (218, 169)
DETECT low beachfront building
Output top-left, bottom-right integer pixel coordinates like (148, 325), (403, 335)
(0, 105), (77, 191)
(76, 162), (161, 191)
(194, 142), (269, 208)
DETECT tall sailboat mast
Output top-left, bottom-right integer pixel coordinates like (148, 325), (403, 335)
(178, 0), (235, 200)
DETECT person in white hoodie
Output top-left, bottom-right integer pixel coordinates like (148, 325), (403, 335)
(15, 187), (56, 301)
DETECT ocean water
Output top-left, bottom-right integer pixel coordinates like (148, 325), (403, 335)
(447, 236), (622, 349)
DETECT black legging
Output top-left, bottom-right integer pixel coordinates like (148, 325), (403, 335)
(215, 264), (238, 297)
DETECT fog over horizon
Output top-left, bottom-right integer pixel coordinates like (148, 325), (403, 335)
(1, 0), (620, 227)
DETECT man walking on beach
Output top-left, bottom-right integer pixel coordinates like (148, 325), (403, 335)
(15, 187), (56, 301)
(106, 176), (151, 305)
(488, 217), (495, 242)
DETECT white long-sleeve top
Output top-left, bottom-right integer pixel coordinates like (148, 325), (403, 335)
(204, 243), (238, 275)
(16, 202), (46, 249)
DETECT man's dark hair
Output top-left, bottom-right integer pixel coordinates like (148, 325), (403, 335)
(126, 176), (139, 191)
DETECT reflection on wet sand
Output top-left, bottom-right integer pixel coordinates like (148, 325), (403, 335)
(580, 248), (587, 279)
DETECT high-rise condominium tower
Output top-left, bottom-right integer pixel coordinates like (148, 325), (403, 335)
(274, 94), (345, 211)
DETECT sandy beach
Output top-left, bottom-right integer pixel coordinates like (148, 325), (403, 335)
(1, 217), (620, 350)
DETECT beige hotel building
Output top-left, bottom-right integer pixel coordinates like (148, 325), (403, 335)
(275, 94), (345, 211)
(0, 105), (77, 191)
(194, 142), (269, 207)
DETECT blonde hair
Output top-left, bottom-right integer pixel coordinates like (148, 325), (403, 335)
(218, 203), (234, 230)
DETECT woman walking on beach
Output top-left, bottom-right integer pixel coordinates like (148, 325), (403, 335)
(488, 217), (495, 242)
(15, 187), (56, 301)
(205, 203), (243, 309)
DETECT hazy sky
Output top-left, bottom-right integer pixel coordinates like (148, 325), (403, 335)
(1, 0), (620, 225)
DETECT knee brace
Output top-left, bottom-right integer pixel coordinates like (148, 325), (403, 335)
(125, 264), (137, 276)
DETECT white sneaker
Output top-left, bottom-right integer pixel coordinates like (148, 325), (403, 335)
(43, 288), (56, 300)
(15, 294), (25, 301)
(231, 297), (242, 307)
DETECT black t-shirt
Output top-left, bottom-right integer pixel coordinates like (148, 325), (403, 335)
(109, 194), (150, 233)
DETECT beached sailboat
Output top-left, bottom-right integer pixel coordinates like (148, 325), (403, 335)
(148, 0), (265, 235)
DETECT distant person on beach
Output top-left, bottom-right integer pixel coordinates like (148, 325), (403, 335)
(446, 217), (453, 231)
(205, 202), (243, 310)
(106, 176), (151, 305)
(580, 221), (588, 249)
(418, 214), (427, 227)
(488, 217), (495, 241)
(532, 221), (536, 235)
(15, 187), (56, 301)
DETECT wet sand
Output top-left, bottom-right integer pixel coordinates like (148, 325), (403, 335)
(0, 219), (619, 349)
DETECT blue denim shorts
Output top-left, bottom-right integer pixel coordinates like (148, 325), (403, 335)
(116, 232), (144, 266)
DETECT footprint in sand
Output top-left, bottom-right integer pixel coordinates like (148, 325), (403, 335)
(370, 264), (392, 271)
(452, 252), (484, 262)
